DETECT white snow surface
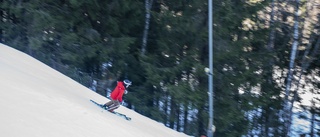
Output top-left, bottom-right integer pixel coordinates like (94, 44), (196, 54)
(0, 43), (190, 137)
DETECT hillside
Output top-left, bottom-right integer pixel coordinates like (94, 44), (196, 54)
(0, 43), (190, 137)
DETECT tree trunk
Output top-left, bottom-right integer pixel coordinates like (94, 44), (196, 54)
(164, 94), (169, 126)
(183, 103), (189, 133)
(283, 0), (300, 136)
(267, 0), (276, 51)
(309, 101), (315, 137)
(169, 96), (176, 129)
(176, 104), (181, 131)
(262, 0), (277, 135)
(263, 107), (270, 137)
(141, 0), (153, 55)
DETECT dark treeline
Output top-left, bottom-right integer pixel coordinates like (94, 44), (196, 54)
(1, 0), (320, 136)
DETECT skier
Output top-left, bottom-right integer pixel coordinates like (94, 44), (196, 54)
(102, 79), (132, 112)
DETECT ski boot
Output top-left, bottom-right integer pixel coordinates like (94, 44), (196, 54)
(101, 104), (108, 110)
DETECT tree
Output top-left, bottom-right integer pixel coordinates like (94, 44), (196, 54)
(141, 0), (153, 55)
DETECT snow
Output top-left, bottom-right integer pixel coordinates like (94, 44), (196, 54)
(0, 43), (190, 137)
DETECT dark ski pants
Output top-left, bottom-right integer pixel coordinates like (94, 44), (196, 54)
(104, 99), (120, 111)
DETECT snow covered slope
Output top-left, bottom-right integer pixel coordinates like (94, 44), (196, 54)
(0, 43), (190, 137)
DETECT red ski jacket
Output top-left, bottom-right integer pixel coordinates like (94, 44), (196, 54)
(110, 81), (126, 102)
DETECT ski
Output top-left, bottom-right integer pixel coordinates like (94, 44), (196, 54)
(90, 100), (131, 121)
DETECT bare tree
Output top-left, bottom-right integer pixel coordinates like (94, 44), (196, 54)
(283, 0), (300, 136)
(286, 0), (320, 134)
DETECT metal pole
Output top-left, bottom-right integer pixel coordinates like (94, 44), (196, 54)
(207, 0), (214, 137)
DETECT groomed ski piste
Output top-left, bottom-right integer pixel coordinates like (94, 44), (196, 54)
(0, 43), (190, 137)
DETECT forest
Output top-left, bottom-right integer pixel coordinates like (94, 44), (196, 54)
(1, 0), (320, 136)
